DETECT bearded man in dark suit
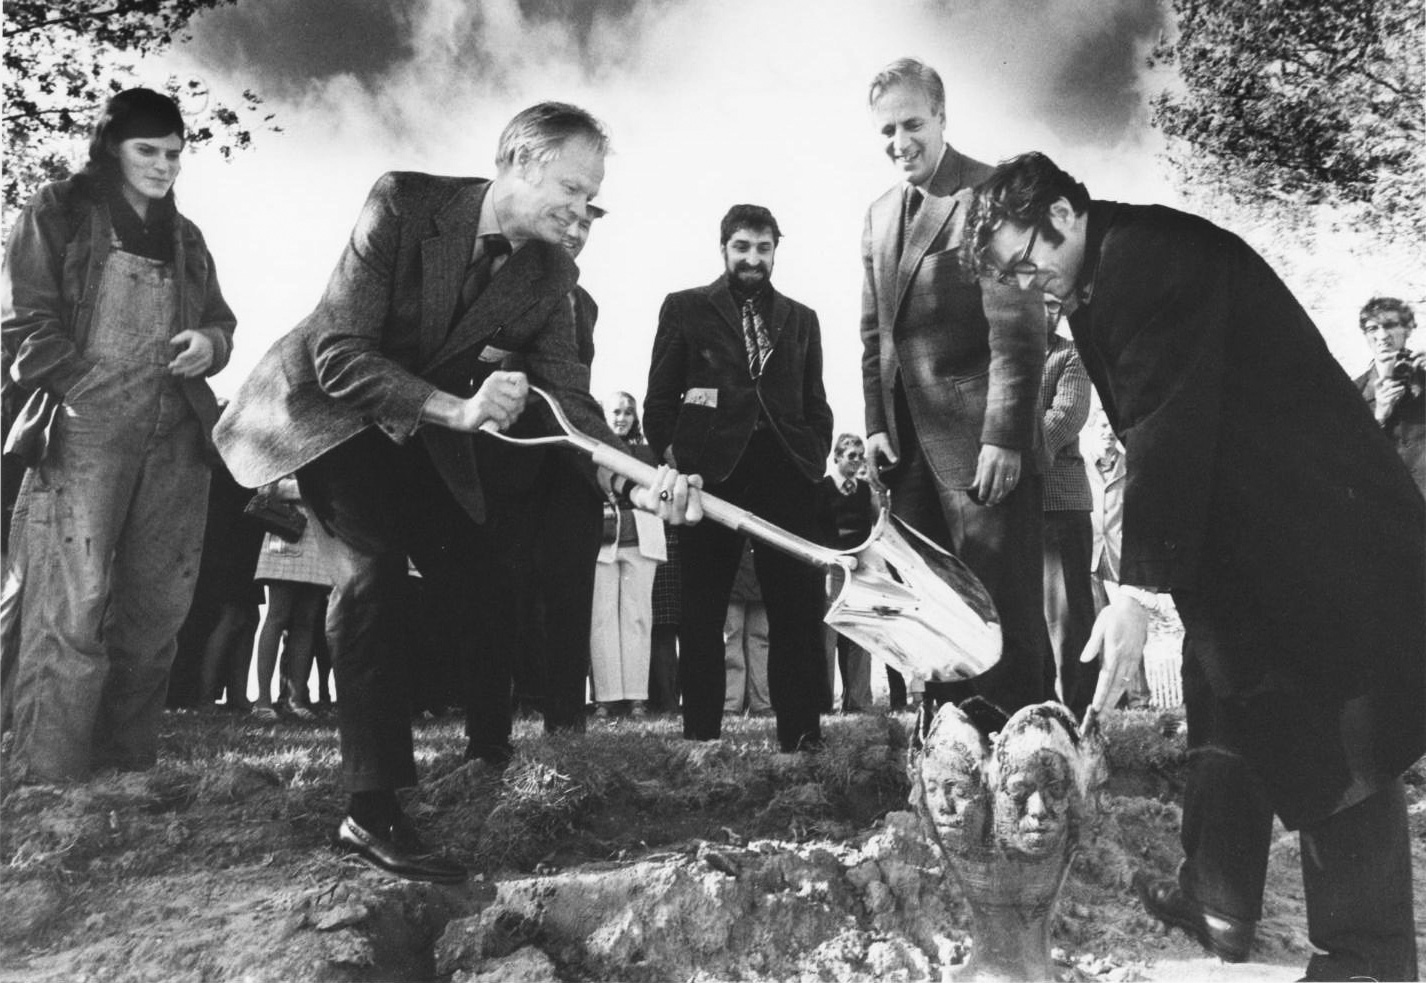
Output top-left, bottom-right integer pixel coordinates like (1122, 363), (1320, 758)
(644, 204), (833, 753)
(970, 151), (1424, 981)
(859, 58), (1052, 721)
(216, 104), (701, 884)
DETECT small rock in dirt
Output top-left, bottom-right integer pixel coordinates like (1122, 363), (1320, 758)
(456, 945), (557, 983)
(315, 902), (369, 931)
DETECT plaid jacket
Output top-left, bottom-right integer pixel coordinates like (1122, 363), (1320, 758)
(1039, 334), (1093, 511)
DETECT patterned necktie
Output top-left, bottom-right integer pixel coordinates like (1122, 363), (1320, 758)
(453, 233), (511, 326)
(842, 478), (856, 496)
(902, 185), (924, 246)
(741, 297), (771, 379)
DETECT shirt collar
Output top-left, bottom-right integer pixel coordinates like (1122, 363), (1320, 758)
(1070, 200), (1116, 311)
(477, 191), (528, 252)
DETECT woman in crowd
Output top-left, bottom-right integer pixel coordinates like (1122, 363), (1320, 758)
(2, 88), (236, 780)
(589, 392), (665, 717)
(251, 476), (335, 721)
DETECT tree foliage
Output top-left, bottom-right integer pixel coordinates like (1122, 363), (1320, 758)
(1151, 0), (1424, 239)
(3, 0), (278, 216)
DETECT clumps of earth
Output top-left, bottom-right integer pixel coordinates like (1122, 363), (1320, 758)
(2, 711), (1423, 981)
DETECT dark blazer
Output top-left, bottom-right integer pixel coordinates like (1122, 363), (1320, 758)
(1067, 200), (1425, 825)
(812, 475), (874, 550)
(644, 275), (833, 484)
(214, 172), (611, 523)
(860, 146), (1044, 487)
(1354, 364), (1426, 497)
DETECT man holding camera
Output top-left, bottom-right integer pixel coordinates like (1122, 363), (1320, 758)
(1355, 297), (1425, 496)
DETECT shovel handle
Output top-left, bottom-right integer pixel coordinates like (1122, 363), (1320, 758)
(483, 387), (844, 571)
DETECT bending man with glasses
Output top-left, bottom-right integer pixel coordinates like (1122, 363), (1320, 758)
(859, 58), (1053, 725)
(967, 150), (1422, 981)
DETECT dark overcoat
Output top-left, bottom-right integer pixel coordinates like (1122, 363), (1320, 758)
(1068, 200), (1425, 826)
(214, 172), (610, 523)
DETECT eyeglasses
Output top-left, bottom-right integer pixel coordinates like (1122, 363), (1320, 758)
(988, 225), (1039, 285)
(1364, 319), (1406, 334)
(843, 451), (866, 462)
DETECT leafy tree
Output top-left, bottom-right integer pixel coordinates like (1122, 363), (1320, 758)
(3, 0), (277, 217)
(1150, 0), (1424, 240)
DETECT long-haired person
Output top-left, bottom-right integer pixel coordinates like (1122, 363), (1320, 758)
(589, 392), (665, 716)
(3, 88), (237, 780)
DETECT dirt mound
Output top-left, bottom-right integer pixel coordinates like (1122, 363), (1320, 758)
(1, 711), (1421, 981)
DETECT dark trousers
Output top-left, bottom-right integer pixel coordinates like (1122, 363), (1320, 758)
(518, 449), (602, 732)
(678, 431), (824, 750)
(300, 430), (506, 792)
(1042, 509), (1097, 718)
(1177, 607), (1417, 980)
(886, 414), (1054, 717)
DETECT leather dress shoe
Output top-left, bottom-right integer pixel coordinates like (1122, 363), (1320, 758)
(1133, 871), (1253, 962)
(334, 816), (467, 884)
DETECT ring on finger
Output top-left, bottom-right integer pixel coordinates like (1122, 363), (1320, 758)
(659, 490), (671, 502)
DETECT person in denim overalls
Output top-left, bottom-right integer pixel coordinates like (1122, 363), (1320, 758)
(2, 88), (237, 781)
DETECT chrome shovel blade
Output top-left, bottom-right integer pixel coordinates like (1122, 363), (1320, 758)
(826, 512), (1002, 683)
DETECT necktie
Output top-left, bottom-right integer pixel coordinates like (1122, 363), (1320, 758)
(902, 185), (923, 246)
(842, 478), (856, 496)
(741, 298), (770, 379)
(453, 233), (511, 326)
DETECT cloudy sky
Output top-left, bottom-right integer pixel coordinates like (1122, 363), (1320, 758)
(117, 0), (1367, 445)
(130, 0), (1193, 438)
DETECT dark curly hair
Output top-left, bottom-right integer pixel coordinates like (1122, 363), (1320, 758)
(964, 151), (1090, 276)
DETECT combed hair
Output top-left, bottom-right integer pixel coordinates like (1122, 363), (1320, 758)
(720, 204), (782, 245)
(495, 102), (610, 172)
(834, 433), (865, 459)
(868, 57), (945, 116)
(966, 151), (1090, 272)
(1360, 297), (1416, 333)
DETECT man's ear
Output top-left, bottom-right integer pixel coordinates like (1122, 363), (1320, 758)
(1048, 198), (1077, 233)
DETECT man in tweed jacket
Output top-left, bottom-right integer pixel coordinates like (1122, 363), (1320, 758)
(859, 58), (1052, 719)
(216, 104), (700, 885)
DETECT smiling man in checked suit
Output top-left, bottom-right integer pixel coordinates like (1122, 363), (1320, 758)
(644, 204), (833, 754)
(860, 58), (1052, 723)
(216, 103), (701, 885)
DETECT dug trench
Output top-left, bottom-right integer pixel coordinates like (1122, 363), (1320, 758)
(2, 710), (1424, 982)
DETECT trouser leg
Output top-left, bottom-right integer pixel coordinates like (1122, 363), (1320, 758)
(723, 602), (748, 713)
(678, 518), (745, 740)
(618, 552), (656, 700)
(1300, 779), (1417, 981)
(589, 559), (622, 702)
(11, 436), (136, 780)
(536, 463), (599, 731)
(744, 602), (771, 714)
(1177, 624), (1274, 922)
(96, 418), (208, 769)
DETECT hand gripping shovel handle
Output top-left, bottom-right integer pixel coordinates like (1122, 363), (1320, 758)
(481, 386), (844, 570)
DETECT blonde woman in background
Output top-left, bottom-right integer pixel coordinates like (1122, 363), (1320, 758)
(589, 392), (665, 717)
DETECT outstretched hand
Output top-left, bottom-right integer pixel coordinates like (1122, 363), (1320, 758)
(1079, 593), (1150, 726)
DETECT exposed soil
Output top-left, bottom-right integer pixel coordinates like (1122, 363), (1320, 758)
(2, 709), (1423, 982)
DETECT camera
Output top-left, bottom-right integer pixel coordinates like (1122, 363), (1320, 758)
(1388, 349), (1422, 384)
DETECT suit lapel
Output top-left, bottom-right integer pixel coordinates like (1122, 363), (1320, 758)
(710, 276), (743, 339)
(894, 191), (959, 314)
(872, 190), (902, 333)
(423, 244), (550, 380)
(419, 182), (486, 364)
